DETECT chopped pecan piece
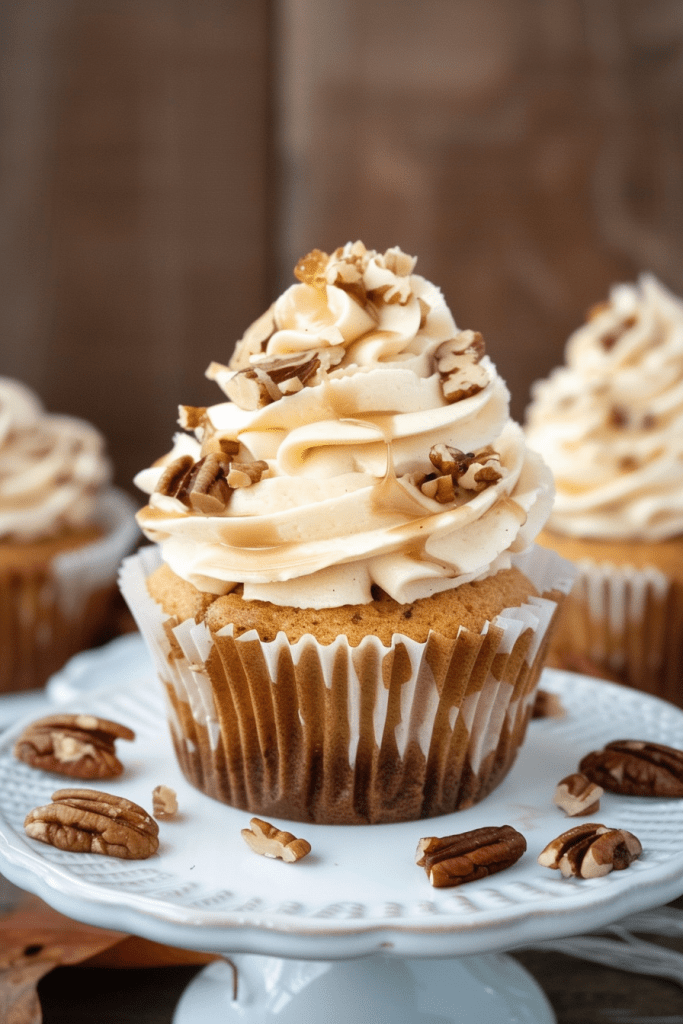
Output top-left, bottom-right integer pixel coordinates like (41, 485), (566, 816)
(241, 817), (311, 863)
(225, 352), (323, 411)
(173, 454), (232, 514)
(177, 405), (207, 430)
(422, 443), (502, 501)
(538, 822), (642, 878)
(14, 714), (135, 780)
(579, 740), (683, 797)
(294, 248), (329, 289)
(416, 825), (526, 888)
(429, 443), (475, 479)
(600, 314), (637, 351)
(152, 785), (178, 820)
(435, 330), (489, 403)
(532, 689), (566, 718)
(24, 789), (159, 860)
(553, 773), (603, 817)
(227, 460), (268, 488)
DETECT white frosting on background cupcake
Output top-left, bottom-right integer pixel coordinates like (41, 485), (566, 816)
(0, 378), (111, 541)
(526, 275), (683, 542)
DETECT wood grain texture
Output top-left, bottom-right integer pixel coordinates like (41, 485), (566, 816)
(1, 0), (683, 482)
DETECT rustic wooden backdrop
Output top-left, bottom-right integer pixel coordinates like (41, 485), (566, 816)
(2, 0), (682, 492)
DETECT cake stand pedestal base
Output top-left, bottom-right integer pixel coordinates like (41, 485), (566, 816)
(173, 952), (556, 1024)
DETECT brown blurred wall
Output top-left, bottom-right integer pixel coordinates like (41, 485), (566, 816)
(2, 0), (683, 493)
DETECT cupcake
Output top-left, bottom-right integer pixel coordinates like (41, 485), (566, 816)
(525, 275), (683, 704)
(121, 242), (574, 824)
(0, 378), (139, 691)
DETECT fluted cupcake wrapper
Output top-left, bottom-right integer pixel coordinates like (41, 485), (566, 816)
(120, 545), (575, 824)
(551, 558), (683, 706)
(0, 488), (140, 692)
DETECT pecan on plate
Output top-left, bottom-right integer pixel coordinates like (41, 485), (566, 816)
(24, 789), (159, 860)
(553, 773), (603, 817)
(434, 330), (490, 404)
(241, 817), (311, 862)
(415, 825), (526, 888)
(538, 822), (642, 878)
(14, 714), (135, 780)
(531, 689), (566, 719)
(579, 740), (683, 797)
(152, 785), (178, 820)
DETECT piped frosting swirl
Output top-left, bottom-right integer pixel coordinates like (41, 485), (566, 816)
(136, 243), (554, 607)
(0, 378), (111, 541)
(526, 275), (683, 541)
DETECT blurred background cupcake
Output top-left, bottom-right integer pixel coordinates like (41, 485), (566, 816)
(525, 276), (683, 703)
(0, 377), (139, 692)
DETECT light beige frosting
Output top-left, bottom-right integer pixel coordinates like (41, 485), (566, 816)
(136, 243), (554, 607)
(526, 275), (683, 541)
(0, 377), (111, 541)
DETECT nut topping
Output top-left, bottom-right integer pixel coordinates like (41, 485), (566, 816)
(415, 825), (526, 888)
(152, 785), (178, 819)
(538, 822), (642, 878)
(177, 405), (207, 430)
(553, 773), (603, 817)
(579, 740), (683, 797)
(225, 352), (329, 411)
(154, 455), (195, 500)
(435, 330), (490, 403)
(532, 689), (565, 719)
(227, 460), (268, 488)
(14, 714), (135, 780)
(241, 817), (311, 863)
(24, 789), (159, 860)
(419, 444), (503, 503)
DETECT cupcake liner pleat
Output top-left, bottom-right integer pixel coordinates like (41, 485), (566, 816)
(551, 559), (683, 705)
(0, 488), (138, 692)
(120, 545), (576, 824)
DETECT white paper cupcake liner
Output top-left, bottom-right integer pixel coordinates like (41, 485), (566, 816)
(551, 557), (683, 704)
(0, 487), (140, 692)
(120, 544), (575, 824)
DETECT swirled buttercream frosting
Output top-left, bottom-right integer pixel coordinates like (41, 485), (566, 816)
(526, 275), (683, 542)
(136, 242), (554, 607)
(0, 378), (111, 541)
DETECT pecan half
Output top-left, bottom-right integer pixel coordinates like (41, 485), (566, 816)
(14, 714), (135, 780)
(553, 773), (603, 817)
(538, 822), (642, 878)
(241, 817), (311, 863)
(152, 785), (178, 820)
(435, 330), (489, 403)
(154, 455), (195, 499)
(24, 789), (159, 860)
(415, 825), (526, 888)
(579, 740), (683, 797)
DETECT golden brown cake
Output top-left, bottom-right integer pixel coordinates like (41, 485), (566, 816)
(526, 276), (683, 704)
(0, 378), (139, 691)
(121, 242), (575, 824)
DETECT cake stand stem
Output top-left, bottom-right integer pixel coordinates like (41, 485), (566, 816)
(172, 951), (556, 1024)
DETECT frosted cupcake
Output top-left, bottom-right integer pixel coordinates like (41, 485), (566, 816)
(526, 275), (683, 703)
(121, 242), (574, 824)
(0, 378), (139, 691)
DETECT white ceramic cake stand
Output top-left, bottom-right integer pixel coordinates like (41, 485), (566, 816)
(2, 635), (683, 1024)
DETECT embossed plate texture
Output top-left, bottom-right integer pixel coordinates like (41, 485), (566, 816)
(1, 634), (683, 959)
